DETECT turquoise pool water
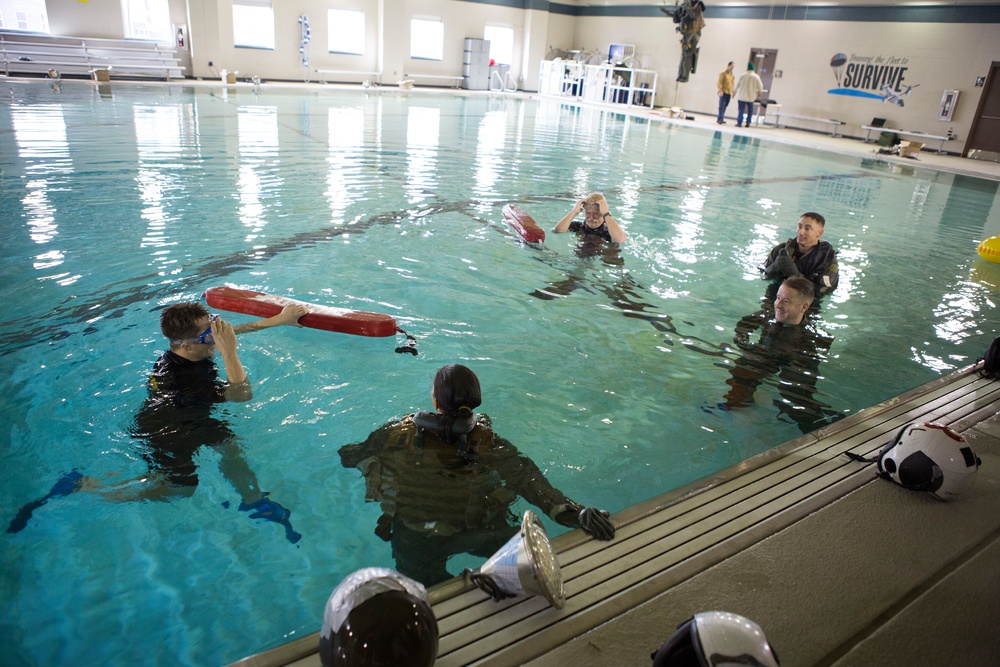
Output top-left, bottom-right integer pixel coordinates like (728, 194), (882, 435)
(1, 80), (998, 666)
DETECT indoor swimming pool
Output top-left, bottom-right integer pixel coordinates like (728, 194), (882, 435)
(1, 80), (998, 666)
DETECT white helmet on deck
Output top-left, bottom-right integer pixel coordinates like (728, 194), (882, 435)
(877, 422), (981, 501)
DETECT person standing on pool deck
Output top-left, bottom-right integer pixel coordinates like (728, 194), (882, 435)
(762, 212), (839, 295)
(734, 62), (763, 128)
(553, 192), (627, 243)
(338, 363), (616, 585)
(716, 61), (735, 124)
(7, 301), (308, 542)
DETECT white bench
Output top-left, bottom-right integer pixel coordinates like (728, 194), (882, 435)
(773, 111), (846, 137)
(315, 69), (380, 84)
(403, 73), (464, 88)
(860, 125), (950, 154)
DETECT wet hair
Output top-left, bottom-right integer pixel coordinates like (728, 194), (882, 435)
(161, 302), (209, 342)
(782, 276), (815, 302)
(583, 193), (604, 207)
(433, 364), (482, 443)
(801, 211), (826, 227)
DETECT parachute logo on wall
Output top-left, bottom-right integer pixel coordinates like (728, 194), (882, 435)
(830, 53), (847, 86)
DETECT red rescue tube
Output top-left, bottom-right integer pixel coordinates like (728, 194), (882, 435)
(204, 286), (398, 338)
(503, 204), (546, 244)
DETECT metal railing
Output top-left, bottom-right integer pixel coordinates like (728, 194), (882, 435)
(489, 69), (518, 93)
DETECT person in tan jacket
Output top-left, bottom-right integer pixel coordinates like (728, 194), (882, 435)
(717, 61), (735, 124)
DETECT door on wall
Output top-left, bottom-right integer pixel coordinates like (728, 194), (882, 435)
(965, 61), (1000, 162)
(748, 48), (778, 102)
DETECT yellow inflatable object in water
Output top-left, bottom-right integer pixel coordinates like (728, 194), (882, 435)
(977, 236), (1000, 264)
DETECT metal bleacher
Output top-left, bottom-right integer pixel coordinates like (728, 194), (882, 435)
(1, 30), (184, 80)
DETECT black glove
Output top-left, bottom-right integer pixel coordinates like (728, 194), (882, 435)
(764, 245), (800, 279)
(554, 503), (615, 540)
(763, 252), (789, 278)
(578, 507), (616, 541)
(775, 252), (800, 278)
(375, 514), (393, 542)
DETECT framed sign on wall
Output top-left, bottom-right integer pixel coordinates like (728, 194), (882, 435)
(938, 90), (959, 121)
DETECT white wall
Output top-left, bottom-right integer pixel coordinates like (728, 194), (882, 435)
(573, 12), (998, 151)
(180, 0), (533, 86)
(34, 1), (1000, 151)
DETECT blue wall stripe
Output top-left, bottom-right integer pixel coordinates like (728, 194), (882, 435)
(496, 2), (1000, 23)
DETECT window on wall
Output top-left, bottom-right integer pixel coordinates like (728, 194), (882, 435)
(121, 0), (171, 42)
(328, 8), (364, 55)
(410, 17), (443, 61)
(233, 0), (275, 49)
(483, 25), (513, 66)
(0, 0), (49, 32)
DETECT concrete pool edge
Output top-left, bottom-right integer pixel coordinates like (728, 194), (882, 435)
(523, 369), (1000, 667)
(227, 363), (999, 666)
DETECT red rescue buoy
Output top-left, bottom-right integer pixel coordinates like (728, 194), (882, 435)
(204, 286), (398, 338)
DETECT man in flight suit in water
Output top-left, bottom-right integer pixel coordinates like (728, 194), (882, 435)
(762, 211), (839, 296)
(339, 364), (616, 585)
(721, 277), (839, 433)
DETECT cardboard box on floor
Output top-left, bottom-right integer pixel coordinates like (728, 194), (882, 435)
(898, 140), (924, 157)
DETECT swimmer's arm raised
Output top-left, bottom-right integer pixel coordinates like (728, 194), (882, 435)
(601, 211), (627, 243)
(553, 200), (584, 233)
(213, 318), (252, 402)
(233, 303), (308, 334)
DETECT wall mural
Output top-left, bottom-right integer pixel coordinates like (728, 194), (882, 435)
(828, 52), (921, 106)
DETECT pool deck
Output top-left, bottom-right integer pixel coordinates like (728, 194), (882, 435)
(214, 86), (1000, 667)
(676, 108), (1000, 182)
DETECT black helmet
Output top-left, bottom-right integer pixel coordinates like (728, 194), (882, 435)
(981, 335), (1000, 379)
(652, 611), (779, 667)
(319, 568), (438, 667)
